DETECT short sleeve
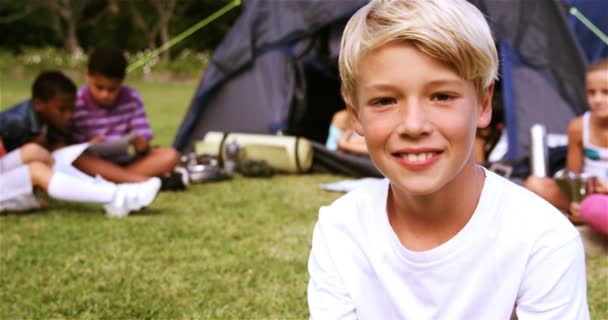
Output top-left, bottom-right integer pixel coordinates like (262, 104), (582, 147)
(515, 235), (590, 319)
(128, 90), (153, 141)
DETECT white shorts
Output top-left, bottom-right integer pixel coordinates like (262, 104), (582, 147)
(0, 149), (40, 212)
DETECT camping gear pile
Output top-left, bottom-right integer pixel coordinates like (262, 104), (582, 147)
(180, 131), (314, 182)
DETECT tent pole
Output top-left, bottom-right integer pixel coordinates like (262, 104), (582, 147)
(127, 0), (241, 74)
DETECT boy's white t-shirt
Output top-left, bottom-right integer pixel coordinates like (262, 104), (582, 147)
(308, 169), (589, 320)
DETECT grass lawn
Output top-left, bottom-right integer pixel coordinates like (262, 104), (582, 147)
(1, 77), (607, 319)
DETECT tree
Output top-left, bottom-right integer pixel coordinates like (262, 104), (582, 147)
(128, 0), (184, 61)
(46, 0), (88, 56)
(2, 0), (108, 56)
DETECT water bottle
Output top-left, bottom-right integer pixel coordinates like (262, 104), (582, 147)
(530, 123), (549, 177)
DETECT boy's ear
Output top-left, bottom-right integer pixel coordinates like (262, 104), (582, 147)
(346, 103), (365, 136)
(477, 83), (494, 129)
(32, 98), (45, 112)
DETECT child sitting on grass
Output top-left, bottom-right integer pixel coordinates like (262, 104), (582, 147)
(307, 0), (589, 318)
(525, 59), (608, 224)
(69, 47), (185, 189)
(0, 71), (161, 216)
(0, 141), (159, 217)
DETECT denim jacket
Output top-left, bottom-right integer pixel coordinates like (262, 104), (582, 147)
(0, 100), (43, 152)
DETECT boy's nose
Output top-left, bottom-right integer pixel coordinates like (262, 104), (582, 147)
(395, 101), (432, 137)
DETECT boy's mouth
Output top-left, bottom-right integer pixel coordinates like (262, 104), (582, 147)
(395, 152), (438, 163)
(392, 149), (443, 166)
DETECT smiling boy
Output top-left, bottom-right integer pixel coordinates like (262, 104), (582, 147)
(307, 0), (589, 319)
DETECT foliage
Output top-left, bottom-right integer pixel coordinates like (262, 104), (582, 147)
(0, 47), (211, 82)
(0, 0), (241, 58)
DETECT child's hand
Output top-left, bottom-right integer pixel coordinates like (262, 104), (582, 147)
(596, 179), (608, 194)
(569, 202), (581, 217)
(131, 134), (149, 154)
(88, 135), (105, 143)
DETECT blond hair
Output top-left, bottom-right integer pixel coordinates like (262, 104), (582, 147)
(588, 58), (608, 74)
(339, 0), (499, 107)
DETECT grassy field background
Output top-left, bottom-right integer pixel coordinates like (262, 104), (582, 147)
(1, 76), (606, 319)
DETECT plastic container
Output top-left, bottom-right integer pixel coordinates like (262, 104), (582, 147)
(195, 131), (313, 174)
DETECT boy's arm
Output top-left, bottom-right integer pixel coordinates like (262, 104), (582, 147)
(127, 92), (154, 154)
(515, 235), (589, 319)
(128, 89), (154, 145)
(308, 218), (357, 320)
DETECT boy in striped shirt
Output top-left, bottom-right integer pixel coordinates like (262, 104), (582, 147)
(69, 48), (184, 188)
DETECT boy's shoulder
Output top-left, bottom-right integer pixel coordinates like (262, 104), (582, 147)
(0, 99), (36, 124)
(484, 170), (580, 247)
(0, 99), (43, 152)
(122, 85), (143, 101)
(111, 85), (143, 106)
(318, 178), (388, 228)
(1, 99), (33, 114)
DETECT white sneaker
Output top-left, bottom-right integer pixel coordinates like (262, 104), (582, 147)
(103, 185), (131, 218)
(103, 177), (161, 217)
(132, 177), (161, 208)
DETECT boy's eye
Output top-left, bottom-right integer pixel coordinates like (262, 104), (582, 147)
(431, 93), (453, 102)
(370, 97), (396, 106)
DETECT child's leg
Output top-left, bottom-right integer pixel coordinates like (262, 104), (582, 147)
(0, 148), (24, 173)
(126, 147), (179, 176)
(524, 176), (569, 211)
(19, 143), (53, 166)
(73, 152), (150, 183)
(29, 162), (116, 203)
(0, 165), (42, 212)
(580, 194), (608, 236)
(54, 161), (97, 183)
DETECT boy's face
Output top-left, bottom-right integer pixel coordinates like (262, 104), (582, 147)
(34, 92), (75, 131)
(347, 42), (492, 196)
(86, 72), (123, 108)
(586, 68), (608, 119)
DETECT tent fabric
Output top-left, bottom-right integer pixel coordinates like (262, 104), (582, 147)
(311, 141), (382, 178)
(471, 0), (589, 159)
(565, 0), (608, 64)
(174, 0), (367, 152)
(174, 0), (604, 177)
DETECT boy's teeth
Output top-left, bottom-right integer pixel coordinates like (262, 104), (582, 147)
(403, 152), (434, 162)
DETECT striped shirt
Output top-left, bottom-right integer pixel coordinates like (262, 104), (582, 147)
(71, 85), (153, 143)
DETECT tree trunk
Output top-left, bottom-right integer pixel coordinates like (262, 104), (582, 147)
(64, 18), (83, 57)
(153, 0), (176, 62)
(159, 23), (170, 61)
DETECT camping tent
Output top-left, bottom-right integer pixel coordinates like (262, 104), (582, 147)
(173, 0), (606, 177)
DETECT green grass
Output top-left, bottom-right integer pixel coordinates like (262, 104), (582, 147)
(1, 76), (607, 319)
